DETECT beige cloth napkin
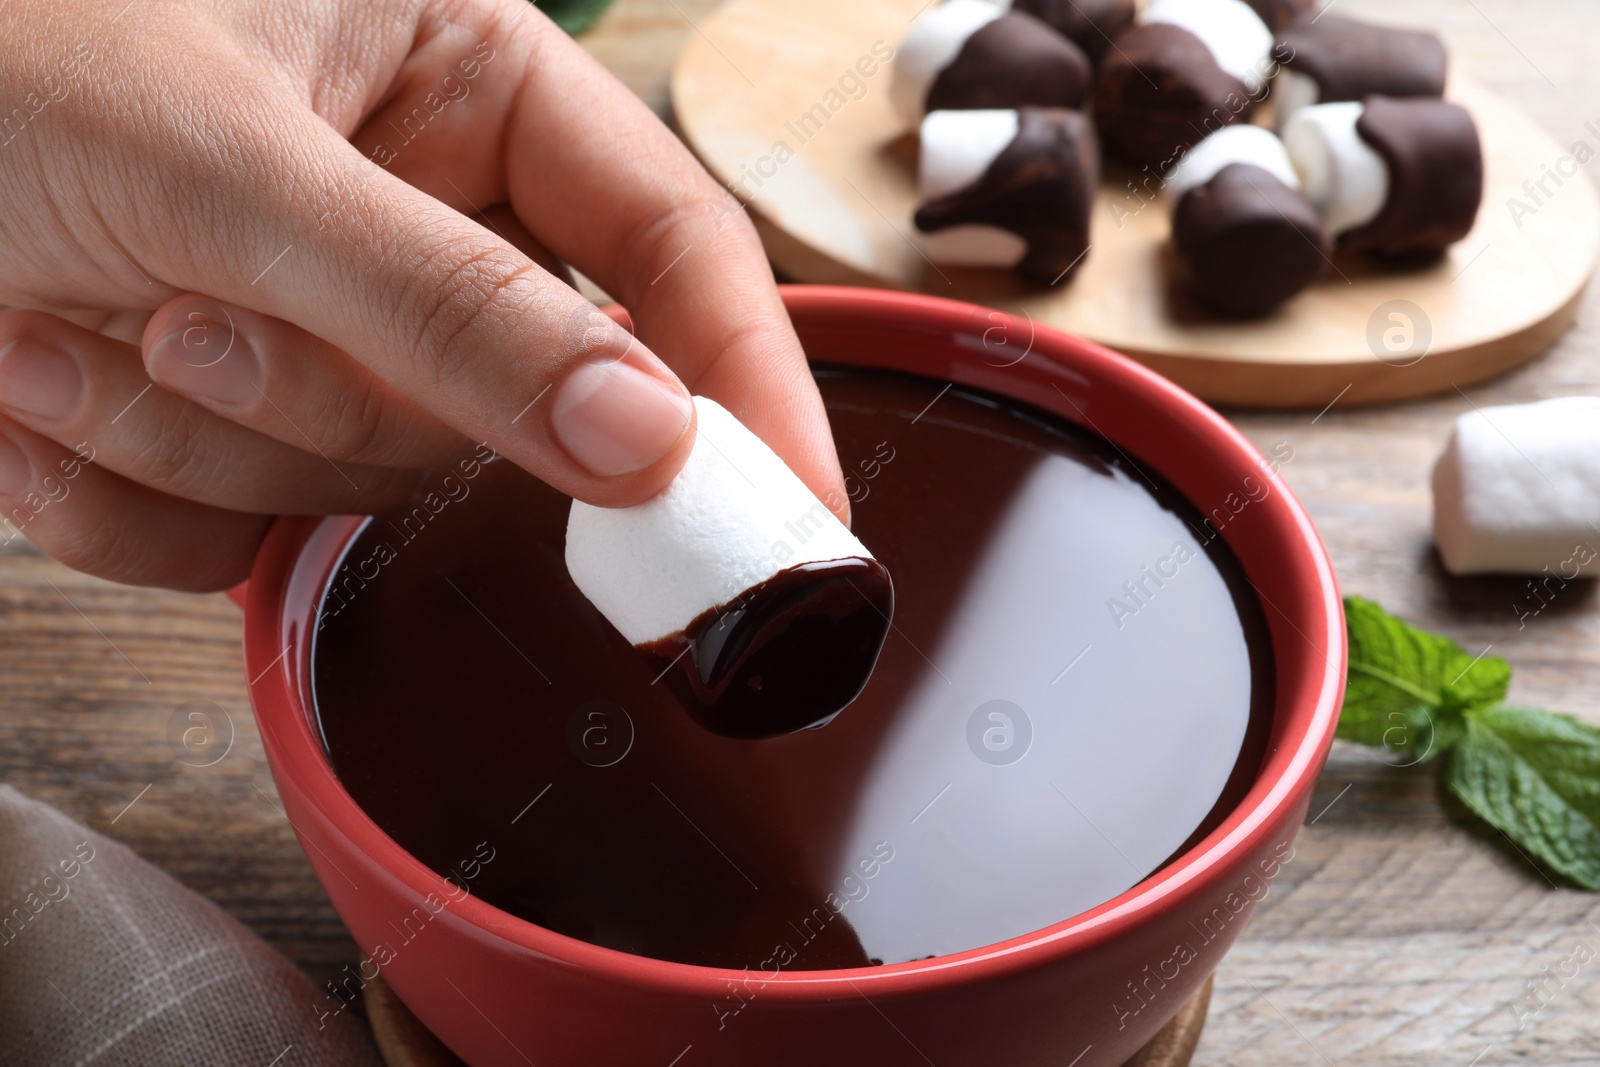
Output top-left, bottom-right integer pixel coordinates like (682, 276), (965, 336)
(0, 785), (383, 1067)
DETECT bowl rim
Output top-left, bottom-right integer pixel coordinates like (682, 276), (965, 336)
(245, 284), (1344, 1001)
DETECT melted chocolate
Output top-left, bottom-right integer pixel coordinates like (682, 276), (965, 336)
(1011, 0), (1136, 64)
(1094, 22), (1256, 171)
(925, 11), (1092, 113)
(1344, 96), (1482, 258)
(639, 557), (893, 739)
(311, 369), (1274, 971)
(1172, 162), (1329, 317)
(914, 106), (1098, 284)
(1246, 0), (1314, 32)
(1279, 15), (1446, 104)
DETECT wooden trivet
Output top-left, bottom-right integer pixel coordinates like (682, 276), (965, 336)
(366, 973), (1214, 1067)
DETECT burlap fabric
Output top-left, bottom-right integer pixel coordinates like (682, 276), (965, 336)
(0, 785), (382, 1066)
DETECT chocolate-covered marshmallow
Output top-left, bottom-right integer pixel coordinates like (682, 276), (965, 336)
(1284, 96), (1481, 257)
(1164, 125), (1328, 316)
(913, 106), (1099, 282)
(890, 0), (1091, 126)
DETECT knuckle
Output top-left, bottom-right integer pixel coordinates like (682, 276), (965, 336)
(396, 236), (544, 393)
(126, 402), (227, 500)
(311, 378), (469, 469)
(41, 503), (147, 584)
(348, 466), (430, 513)
(705, 190), (763, 247)
(311, 375), (402, 465)
(615, 194), (752, 297)
(685, 311), (789, 395)
(0, 309), (62, 346)
(38, 494), (255, 591)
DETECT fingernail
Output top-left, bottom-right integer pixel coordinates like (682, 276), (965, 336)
(550, 356), (693, 477)
(0, 341), (83, 421)
(0, 434), (29, 495)
(147, 308), (258, 406)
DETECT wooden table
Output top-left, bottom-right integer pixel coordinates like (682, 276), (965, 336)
(3, 0), (1598, 1063)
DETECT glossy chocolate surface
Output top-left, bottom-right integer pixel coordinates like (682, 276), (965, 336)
(640, 557), (893, 739)
(311, 369), (1273, 971)
(1279, 15), (1447, 104)
(1172, 162), (1329, 317)
(1346, 95), (1482, 257)
(1094, 22), (1256, 171)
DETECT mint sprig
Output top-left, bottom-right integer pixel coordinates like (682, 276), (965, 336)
(533, 0), (616, 35)
(1340, 597), (1600, 890)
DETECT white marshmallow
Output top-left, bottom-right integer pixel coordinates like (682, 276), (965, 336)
(916, 109), (1028, 267)
(1431, 397), (1600, 575)
(1282, 101), (1389, 237)
(566, 397), (873, 646)
(919, 109), (1019, 200)
(917, 225), (1029, 267)
(890, 0), (1003, 125)
(1143, 0), (1274, 95)
(1162, 124), (1300, 210)
(1272, 68), (1321, 131)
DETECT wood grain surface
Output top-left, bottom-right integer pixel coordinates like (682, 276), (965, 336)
(669, 0), (1600, 408)
(2, 1), (1599, 1065)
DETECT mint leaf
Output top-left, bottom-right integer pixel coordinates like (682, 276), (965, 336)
(1446, 706), (1600, 890)
(535, 0), (615, 35)
(1339, 596), (1510, 761)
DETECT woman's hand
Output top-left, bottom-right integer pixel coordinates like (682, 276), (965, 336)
(0, 0), (847, 590)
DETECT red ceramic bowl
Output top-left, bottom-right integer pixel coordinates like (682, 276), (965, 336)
(243, 286), (1344, 1067)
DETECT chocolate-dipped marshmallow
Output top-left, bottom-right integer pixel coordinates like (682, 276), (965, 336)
(1284, 96), (1481, 257)
(1144, 0), (1275, 94)
(1164, 123), (1298, 202)
(1432, 398), (1600, 576)
(1165, 126), (1328, 316)
(566, 397), (893, 738)
(1009, 0), (1137, 63)
(890, 0), (1091, 126)
(1274, 15), (1447, 130)
(913, 106), (1099, 282)
(1093, 0), (1273, 170)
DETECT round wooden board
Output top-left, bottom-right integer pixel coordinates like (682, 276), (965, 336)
(365, 974), (1213, 1067)
(669, 0), (1600, 408)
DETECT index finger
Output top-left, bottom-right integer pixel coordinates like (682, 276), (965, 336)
(494, 15), (850, 519)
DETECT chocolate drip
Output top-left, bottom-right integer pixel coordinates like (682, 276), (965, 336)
(1343, 96), (1482, 258)
(1245, 0), (1315, 32)
(1010, 0), (1135, 64)
(638, 557), (894, 739)
(1093, 22), (1256, 171)
(1171, 162), (1328, 317)
(925, 11), (1092, 113)
(1279, 15), (1446, 104)
(913, 106), (1098, 284)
